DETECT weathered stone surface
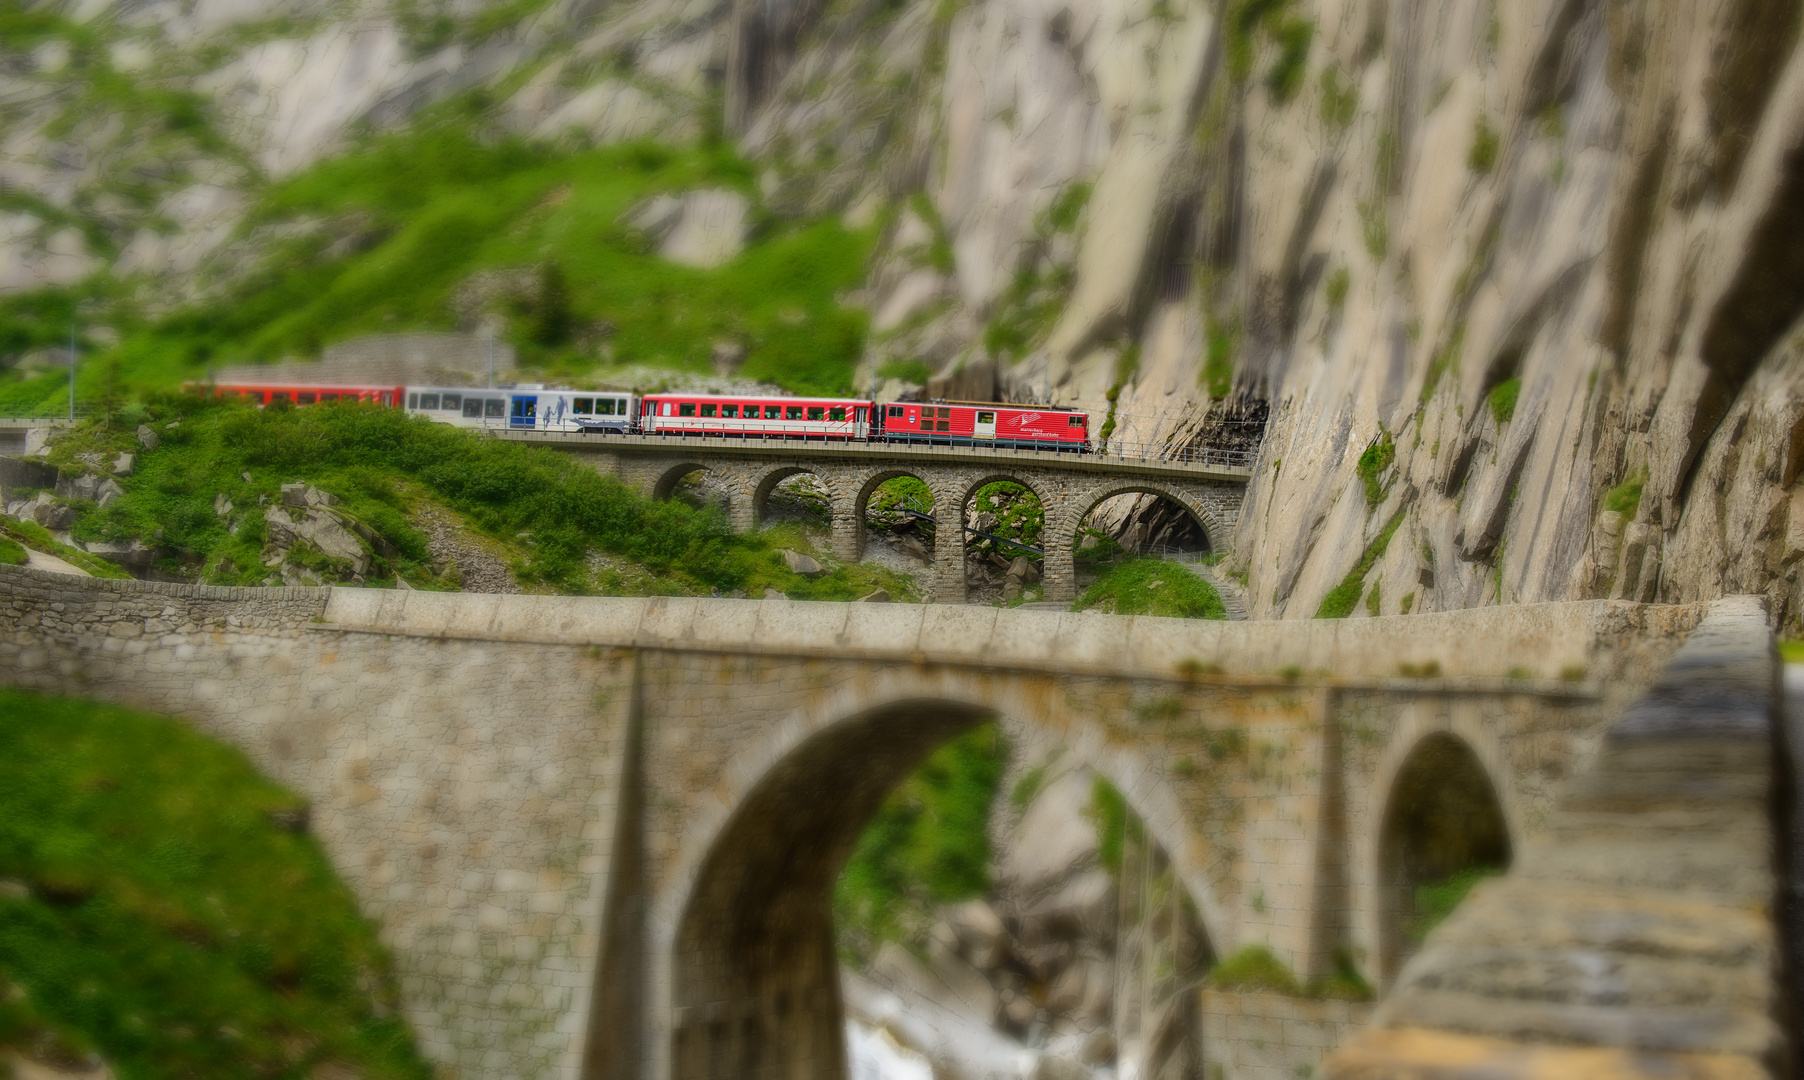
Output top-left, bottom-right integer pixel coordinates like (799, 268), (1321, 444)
(134, 426), (158, 451)
(780, 548), (825, 577)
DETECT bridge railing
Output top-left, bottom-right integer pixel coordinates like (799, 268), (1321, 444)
(0, 406), (93, 420)
(1098, 440), (1255, 470)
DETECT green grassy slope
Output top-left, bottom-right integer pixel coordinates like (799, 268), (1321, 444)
(0, 689), (431, 1079)
(0, 132), (876, 410)
(1071, 557), (1227, 619)
(46, 396), (918, 598)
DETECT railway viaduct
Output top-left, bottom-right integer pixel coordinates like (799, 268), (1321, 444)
(2, 565), (1787, 1080)
(491, 430), (1251, 603)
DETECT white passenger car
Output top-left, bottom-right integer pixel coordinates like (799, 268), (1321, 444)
(404, 386), (637, 433)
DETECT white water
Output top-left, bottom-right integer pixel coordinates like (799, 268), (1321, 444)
(848, 1020), (937, 1080)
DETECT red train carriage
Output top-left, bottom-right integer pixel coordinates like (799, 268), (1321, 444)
(641, 393), (873, 439)
(188, 382), (405, 407)
(878, 401), (1088, 451)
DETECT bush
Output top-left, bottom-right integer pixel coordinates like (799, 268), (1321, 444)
(1468, 115), (1500, 174)
(1487, 377), (1520, 424)
(1602, 472), (1645, 519)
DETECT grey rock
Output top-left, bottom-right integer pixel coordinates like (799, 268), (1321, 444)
(858, 588), (890, 602)
(946, 899), (1008, 970)
(213, 492), (234, 517)
(135, 425), (159, 450)
(111, 452), (134, 475)
(304, 486), (339, 508)
(280, 483), (310, 508)
(895, 532), (930, 561)
(763, 587), (788, 600)
(265, 507), (370, 575)
(781, 549), (825, 577)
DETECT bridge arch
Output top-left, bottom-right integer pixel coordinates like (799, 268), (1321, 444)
(749, 465), (840, 530)
(1370, 722), (1515, 984)
(647, 668), (1230, 1080)
(1043, 480), (1228, 602)
(954, 473), (1051, 601)
(651, 461), (715, 502)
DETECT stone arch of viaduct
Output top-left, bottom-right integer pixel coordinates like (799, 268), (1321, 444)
(0, 568), (1703, 1080)
(575, 444), (1246, 603)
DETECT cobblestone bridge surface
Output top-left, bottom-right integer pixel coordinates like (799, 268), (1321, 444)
(495, 431), (1250, 602)
(0, 567), (1783, 1080)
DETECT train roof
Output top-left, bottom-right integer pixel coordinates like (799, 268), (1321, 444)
(640, 391), (872, 402)
(917, 399), (1084, 412)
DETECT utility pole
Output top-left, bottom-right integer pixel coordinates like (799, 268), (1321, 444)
(68, 321), (76, 420)
(487, 323), (495, 389)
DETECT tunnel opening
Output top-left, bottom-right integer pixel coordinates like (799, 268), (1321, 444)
(858, 474), (935, 574)
(962, 479), (1045, 604)
(1375, 733), (1512, 982)
(671, 708), (1213, 1080)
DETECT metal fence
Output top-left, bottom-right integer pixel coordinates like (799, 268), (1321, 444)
(0, 406), (93, 420)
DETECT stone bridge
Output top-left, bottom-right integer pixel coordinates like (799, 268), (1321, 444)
(0, 567), (1781, 1080)
(494, 431), (1250, 602)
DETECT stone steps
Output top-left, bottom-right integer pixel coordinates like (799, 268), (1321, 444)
(1159, 557), (1250, 620)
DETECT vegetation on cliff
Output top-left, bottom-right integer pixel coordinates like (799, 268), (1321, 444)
(0, 131), (875, 410)
(1072, 558), (1227, 619)
(0, 689), (431, 1079)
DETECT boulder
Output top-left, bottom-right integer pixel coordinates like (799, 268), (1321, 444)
(925, 936), (1000, 1023)
(30, 493), (74, 530)
(111, 452), (134, 475)
(280, 483), (310, 508)
(946, 899), (1009, 970)
(265, 507), (370, 575)
(781, 549), (826, 577)
(763, 587), (788, 600)
(1003, 578), (1022, 601)
(1000, 768), (1101, 897)
(303, 486), (339, 508)
(858, 588), (891, 602)
(96, 478), (124, 508)
(81, 537), (155, 570)
(1079, 1029), (1115, 1065)
(135, 424), (159, 450)
(895, 532), (930, 561)
(1007, 555), (1042, 584)
(213, 492), (233, 517)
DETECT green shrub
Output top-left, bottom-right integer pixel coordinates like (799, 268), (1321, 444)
(0, 536), (25, 565)
(1467, 115), (1500, 174)
(1356, 435), (1394, 506)
(1209, 945), (1302, 994)
(1487, 377), (1520, 424)
(1088, 776), (1135, 876)
(0, 690), (431, 1079)
(1324, 266), (1350, 309)
(1602, 472), (1645, 519)
(1316, 510), (1405, 619)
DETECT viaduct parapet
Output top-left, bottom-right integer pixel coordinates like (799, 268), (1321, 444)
(1, 567), (1776, 1080)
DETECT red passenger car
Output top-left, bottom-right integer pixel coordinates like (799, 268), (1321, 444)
(189, 382), (405, 407)
(640, 394), (873, 439)
(877, 401), (1088, 451)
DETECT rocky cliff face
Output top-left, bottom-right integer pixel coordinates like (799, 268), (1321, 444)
(4, 0), (1802, 624)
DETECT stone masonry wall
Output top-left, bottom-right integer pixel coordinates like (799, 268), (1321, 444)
(0, 569), (1709, 1080)
(1200, 990), (1374, 1080)
(0, 567), (631, 1080)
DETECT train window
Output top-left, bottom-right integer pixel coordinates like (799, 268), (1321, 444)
(807, 407), (824, 421)
(700, 404), (718, 418)
(765, 405), (782, 419)
(785, 406), (804, 420)
(940, 407), (953, 418)
(722, 404), (738, 418)
(976, 412), (994, 423)
(299, 393), (317, 405)
(936, 421), (951, 432)
(829, 407), (846, 421)
(272, 392), (291, 403)
(419, 393), (439, 410)
(485, 398), (504, 417)
(574, 398), (593, 413)
(380, 392), (392, 405)
(321, 393), (339, 403)
(464, 398), (482, 417)
(1068, 415), (1084, 427)
(888, 406), (904, 417)
(679, 403), (696, 417)
(661, 403), (672, 416)
(441, 394), (460, 411)
(408, 393), (418, 408)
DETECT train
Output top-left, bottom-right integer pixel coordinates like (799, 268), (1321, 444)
(189, 381), (1093, 452)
